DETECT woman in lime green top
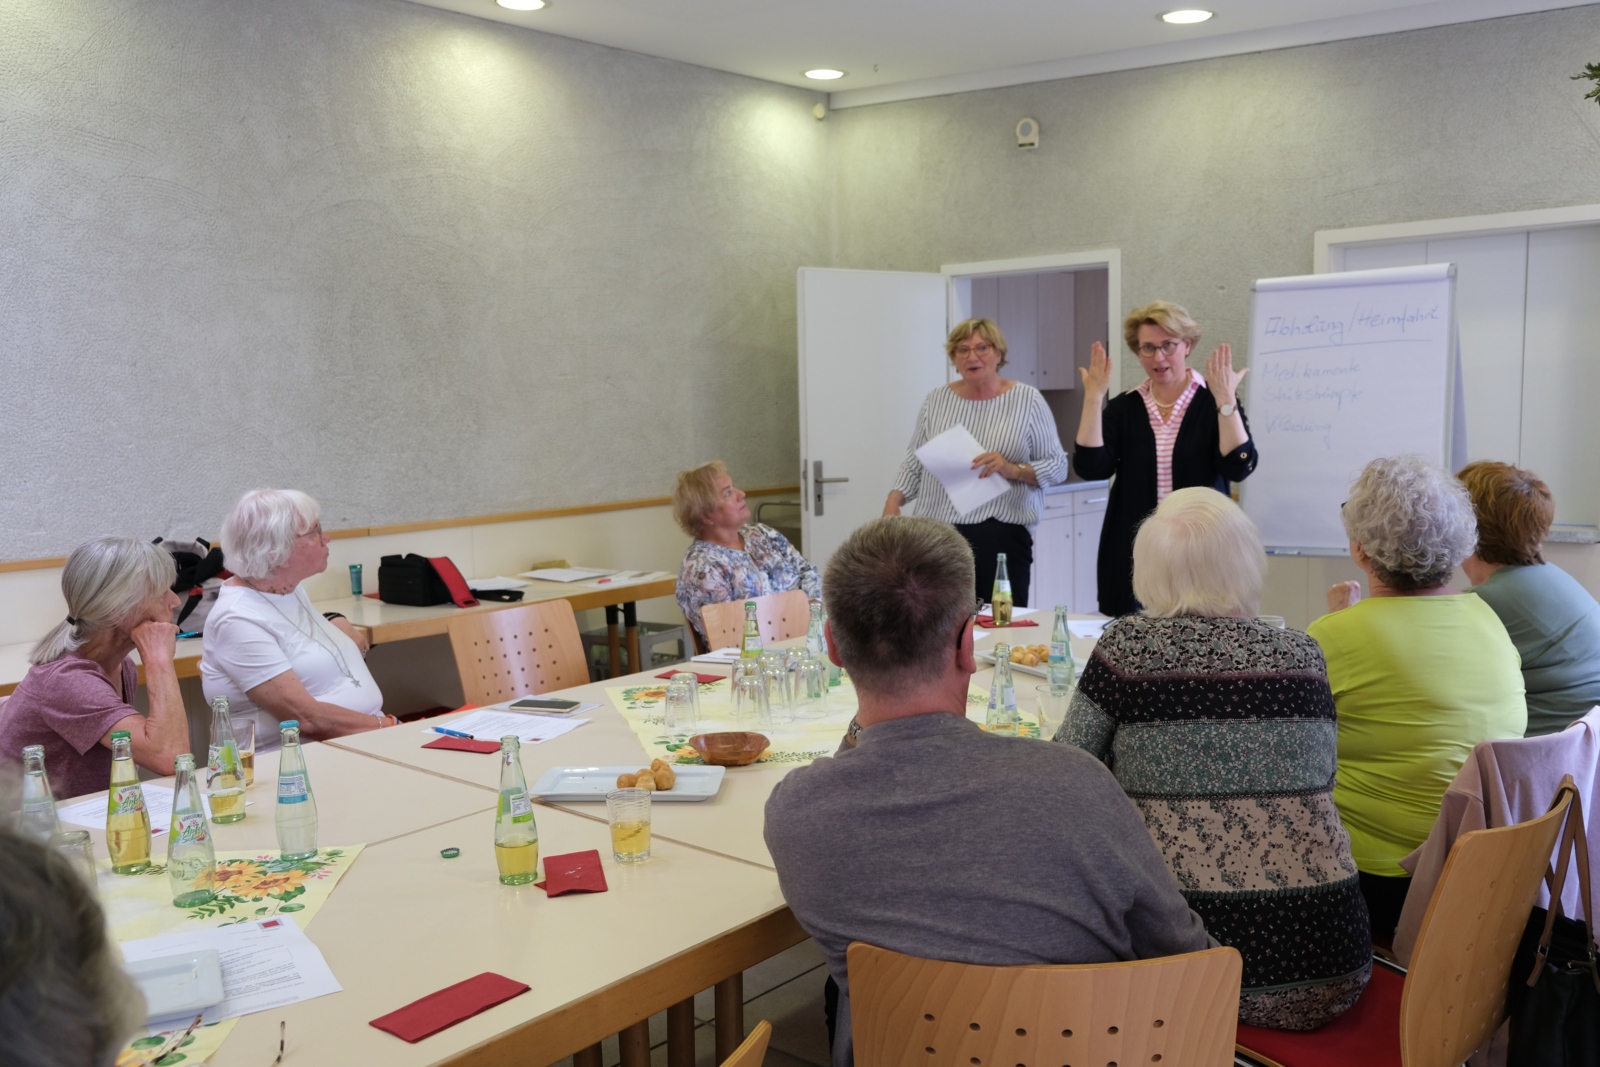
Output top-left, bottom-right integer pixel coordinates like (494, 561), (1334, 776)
(1307, 455), (1525, 939)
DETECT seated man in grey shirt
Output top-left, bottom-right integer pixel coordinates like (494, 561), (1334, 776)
(763, 517), (1211, 1067)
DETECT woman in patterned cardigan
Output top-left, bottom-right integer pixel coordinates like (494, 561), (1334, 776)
(1055, 487), (1370, 1030)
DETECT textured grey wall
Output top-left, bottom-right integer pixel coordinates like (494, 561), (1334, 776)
(0, 0), (829, 556)
(829, 6), (1600, 385)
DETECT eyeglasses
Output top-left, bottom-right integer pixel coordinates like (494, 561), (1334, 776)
(959, 597), (984, 647)
(954, 343), (994, 357)
(296, 524), (324, 542)
(1136, 340), (1184, 358)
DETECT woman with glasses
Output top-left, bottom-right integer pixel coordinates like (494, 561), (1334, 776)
(201, 489), (395, 747)
(884, 318), (1071, 607)
(1074, 301), (1257, 616)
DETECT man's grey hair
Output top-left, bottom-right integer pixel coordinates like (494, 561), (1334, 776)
(30, 537), (174, 666)
(1342, 455), (1477, 592)
(222, 489), (321, 580)
(823, 517), (975, 694)
(0, 821), (145, 1066)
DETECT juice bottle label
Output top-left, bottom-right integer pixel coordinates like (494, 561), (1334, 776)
(1049, 641), (1067, 661)
(174, 813), (209, 845)
(277, 773), (309, 804)
(506, 791), (534, 822)
(109, 786), (146, 816)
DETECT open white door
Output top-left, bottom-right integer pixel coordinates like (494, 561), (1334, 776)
(798, 268), (949, 567)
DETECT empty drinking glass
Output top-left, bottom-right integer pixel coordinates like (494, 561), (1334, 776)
(1035, 685), (1071, 741)
(51, 830), (98, 890)
(732, 671), (772, 728)
(795, 657), (830, 718)
(664, 681), (697, 731)
(669, 672), (702, 721)
(762, 660), (794, 723)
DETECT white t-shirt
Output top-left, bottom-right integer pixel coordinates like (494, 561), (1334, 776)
(201, 584), (383, 749)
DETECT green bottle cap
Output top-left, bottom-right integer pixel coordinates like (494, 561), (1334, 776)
(110, 730), (131, 740)
(440, 847), (460, 859)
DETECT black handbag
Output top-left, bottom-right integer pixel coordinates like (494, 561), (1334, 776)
(377, 554), (452, 607)
(1506, 777), (1600, 1067)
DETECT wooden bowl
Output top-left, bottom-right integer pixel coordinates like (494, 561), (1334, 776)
(687, 732), (769, 767)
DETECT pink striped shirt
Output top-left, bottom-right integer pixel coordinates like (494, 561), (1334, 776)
(1136, 370), (1205, 501)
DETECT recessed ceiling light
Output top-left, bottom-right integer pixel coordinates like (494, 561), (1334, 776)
(1160, 9), (1214, 24)
(497, 0), (546, 10)
(804, 69), (846, 81)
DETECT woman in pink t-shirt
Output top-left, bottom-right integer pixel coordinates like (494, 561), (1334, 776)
(0, 538), (190, 799)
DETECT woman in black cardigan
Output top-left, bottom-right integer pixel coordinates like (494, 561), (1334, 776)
(1074, 301), (1258, 616)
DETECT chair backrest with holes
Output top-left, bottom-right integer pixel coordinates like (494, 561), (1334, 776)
(1399, 782), (1573, 1067)
(846, 942), (1242, 1067)
(446, 599), (589, 704)
(698, 590), (810, 652)
(719, 1019), (772, 1067)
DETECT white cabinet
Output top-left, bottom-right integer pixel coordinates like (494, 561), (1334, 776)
(1028, 483), (1108, 613)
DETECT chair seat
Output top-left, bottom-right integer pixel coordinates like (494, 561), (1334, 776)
(1235, 965), (1403, 1067)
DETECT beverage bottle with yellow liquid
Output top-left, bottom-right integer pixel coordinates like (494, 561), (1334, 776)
(1048, 605), (1075, 696)
(986, 643), (1020, 736)
(275, 721), (319, 861)
(167, 754), (217, 908)
(991, 553), (1014, 627)
(739, 600), (764, 659)
(494, 736), (539, 885)
(17, 744), (61, 843)
(105, 731), (152, 874)
(206, 697), (247, 824)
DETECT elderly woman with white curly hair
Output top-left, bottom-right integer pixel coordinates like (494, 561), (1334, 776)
(1307, 455), (1525, 939)
(202, 489), (395, 748)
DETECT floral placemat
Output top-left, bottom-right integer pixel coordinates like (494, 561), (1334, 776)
(105, 846), (362, 1065)
(608, 680), (993, 766)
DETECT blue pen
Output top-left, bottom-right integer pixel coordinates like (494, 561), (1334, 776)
(432, 727), (475, 739)
(176, 630), (202, 640)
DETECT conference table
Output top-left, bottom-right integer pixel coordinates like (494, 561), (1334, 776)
(0, 573), (676, 697)
(61, 611), (1101, 1067)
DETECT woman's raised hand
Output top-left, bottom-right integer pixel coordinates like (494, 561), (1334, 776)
(1325, 581), (1362, 614)
(1205, 343), (1250, 406)
(1079, 341), (1112, 398)
(128, 619), (179, 665)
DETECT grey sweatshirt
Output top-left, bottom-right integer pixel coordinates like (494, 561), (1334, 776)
(763, 712), (1211, 1067)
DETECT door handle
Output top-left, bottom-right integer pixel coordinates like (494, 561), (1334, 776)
(812, 460), (850, 516)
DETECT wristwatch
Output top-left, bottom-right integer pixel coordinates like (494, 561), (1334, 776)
(1217, 403), (1237, 417)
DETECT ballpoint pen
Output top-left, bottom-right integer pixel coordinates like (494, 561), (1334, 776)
(431, 727), (475, 739)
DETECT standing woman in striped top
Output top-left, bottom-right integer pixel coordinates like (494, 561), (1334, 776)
(1075, 301), (1257, 617)
(884, 318), (1071, 608)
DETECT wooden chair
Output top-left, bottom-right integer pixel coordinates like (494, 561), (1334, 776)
(698, 590), (810, 651)
(719, 1019), (772, 1067)
(847, 942), (1243, 1067)
(445, 599), (589, 705)
(1235, 779), (1576, 1067)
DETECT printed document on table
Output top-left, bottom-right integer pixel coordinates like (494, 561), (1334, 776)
(692, 647), (743, 665)
(59, 792), (253, 837)
(518, 566), (615, 583)
(122, 916), (340, 1026)
(1067, 619), (1108, 640)
(424, 708), (591, 743)
(914, 425), (1008, 517)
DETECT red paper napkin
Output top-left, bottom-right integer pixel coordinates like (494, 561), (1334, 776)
(534, 849), (609, 896)
(976, 616), (1039, 628)
(422, 737), (501, 754)
(655, 670), (723, 684)
(370, 972), (529, 1042)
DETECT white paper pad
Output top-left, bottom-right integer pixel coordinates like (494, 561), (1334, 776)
(588, 570), (673, 587)
(1068, 619), (1109, 640)
(466, 576), (528, 591)
(518, 567), (615, 583)
(122, 916), (341, 1026)
(692, 647), (743, 665)
(424, 708), (591, 744)
(914, 425), (1008, 517)
(58, 792), (253, 837)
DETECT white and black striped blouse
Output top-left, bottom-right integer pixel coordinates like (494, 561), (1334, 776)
(892, 382), (1071, 527)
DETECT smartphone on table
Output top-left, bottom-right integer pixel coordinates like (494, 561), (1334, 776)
(508, 697), (582, 714)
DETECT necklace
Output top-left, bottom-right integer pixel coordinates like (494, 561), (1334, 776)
(244, 582), (362, 687)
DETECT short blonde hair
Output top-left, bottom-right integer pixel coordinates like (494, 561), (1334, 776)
(1123, 301), (1202, 353)
(945, 319), (1008, 369)
(222, 489), (321, 580)
(673, 461), (730, 538)
(1132, 488), (1267, 618)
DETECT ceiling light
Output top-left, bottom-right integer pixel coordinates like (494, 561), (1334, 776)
(1160, 9), (1214, 24)
(497, 0), (546, 10)
(804, 69), (846, 81)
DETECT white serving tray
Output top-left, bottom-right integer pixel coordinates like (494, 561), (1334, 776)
(531, 764), (726, 802)
(126, 949), (224, 1024)
(976, 651), (1086, 680)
